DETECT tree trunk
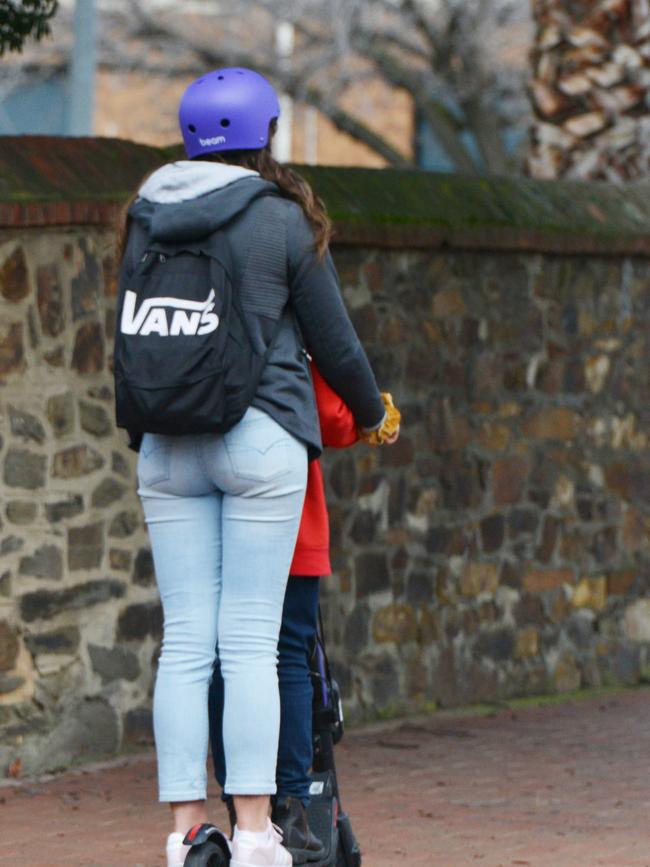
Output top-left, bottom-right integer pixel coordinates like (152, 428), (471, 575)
(527, 0), (650, 181)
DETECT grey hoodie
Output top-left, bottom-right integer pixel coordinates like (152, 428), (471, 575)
(123, 161), (384, 457)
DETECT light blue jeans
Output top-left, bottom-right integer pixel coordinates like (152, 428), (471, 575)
(137, 407), (308, 802)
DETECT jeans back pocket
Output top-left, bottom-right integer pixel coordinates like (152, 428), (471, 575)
(138, 434), (173, 487)
(225, 436), (291, 483)
(224, 410), (293, 483)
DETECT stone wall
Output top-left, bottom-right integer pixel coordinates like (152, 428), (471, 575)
(0, 137), (649, 776)
(0, 226), (157, 775)
(321, 249), (650, 715)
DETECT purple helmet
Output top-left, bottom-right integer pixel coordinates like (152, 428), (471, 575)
(179, 68), (281, 159)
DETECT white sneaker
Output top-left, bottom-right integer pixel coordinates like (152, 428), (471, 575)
(166, 831), (190, 867)
(230, 819), (292, 866)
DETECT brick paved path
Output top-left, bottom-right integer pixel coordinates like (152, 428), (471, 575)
(2, 688), (650, 867)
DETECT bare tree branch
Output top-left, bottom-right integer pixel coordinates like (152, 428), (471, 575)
(372, 0), (441, 56)
(354, 32), (480, 173)
(462, 96), (510, 173)
(302, 84), (411, 166)
(103, 5), (412, 167)
(90, 0), (529, 173)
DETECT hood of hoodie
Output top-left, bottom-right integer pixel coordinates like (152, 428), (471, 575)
(130, 160), (278, 243)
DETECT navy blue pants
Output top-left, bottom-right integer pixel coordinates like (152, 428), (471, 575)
(209, 575), (320, 805)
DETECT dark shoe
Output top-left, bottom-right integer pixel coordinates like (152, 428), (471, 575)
(271, 796), (325, 864)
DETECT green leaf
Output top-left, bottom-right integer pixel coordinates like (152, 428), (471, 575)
(0, 0), (59, 56)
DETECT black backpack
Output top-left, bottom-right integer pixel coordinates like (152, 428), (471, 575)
(114, 227), (281, 436)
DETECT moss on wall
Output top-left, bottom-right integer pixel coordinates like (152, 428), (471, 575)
(1, 136), (649, 252)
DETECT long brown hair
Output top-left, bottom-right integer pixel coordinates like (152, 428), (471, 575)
(116, 126), (331, 263)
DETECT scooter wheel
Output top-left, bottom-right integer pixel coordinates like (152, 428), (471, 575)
(183, 840), (230, 866)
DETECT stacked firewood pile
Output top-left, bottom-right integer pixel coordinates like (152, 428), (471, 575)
(527, 0), (650, 181)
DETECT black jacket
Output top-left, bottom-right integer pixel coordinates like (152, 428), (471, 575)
(122, 171), (384, 458)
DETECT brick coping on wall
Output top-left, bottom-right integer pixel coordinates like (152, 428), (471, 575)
(2, 135), (650, 255)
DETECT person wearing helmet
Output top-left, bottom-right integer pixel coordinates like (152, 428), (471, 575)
(117, 68), (399, 867)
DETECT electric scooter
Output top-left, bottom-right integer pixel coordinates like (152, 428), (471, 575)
(181, 611), (361, 866)
(305, 612), (362, 867)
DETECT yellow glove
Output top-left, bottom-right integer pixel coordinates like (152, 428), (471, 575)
(358, 393), (401, 445)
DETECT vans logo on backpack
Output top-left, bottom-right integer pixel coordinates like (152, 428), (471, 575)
(120, 288), (219, 337)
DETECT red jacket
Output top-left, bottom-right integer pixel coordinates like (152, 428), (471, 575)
(290, 365), (358, 577)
